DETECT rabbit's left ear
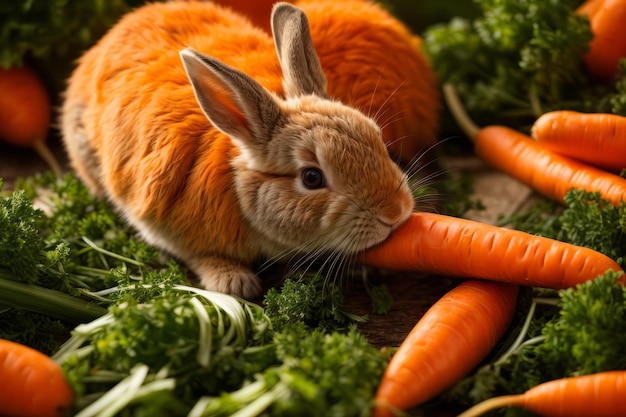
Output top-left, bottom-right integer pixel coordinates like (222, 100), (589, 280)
(179, 47), (281, 147)
(271, 2), (328, 98)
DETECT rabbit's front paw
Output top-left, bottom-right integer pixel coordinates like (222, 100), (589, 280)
(190, 255), (263, 300)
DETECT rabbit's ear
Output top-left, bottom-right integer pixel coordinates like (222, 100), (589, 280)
(271, 3), (327, 98)
(180, 47), (281, 146)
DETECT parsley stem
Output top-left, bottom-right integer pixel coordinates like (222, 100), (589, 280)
(0, 274), (107, 323)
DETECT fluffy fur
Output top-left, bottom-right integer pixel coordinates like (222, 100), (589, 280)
(61, 1), (414, 299)
(215, 0), (441, 164)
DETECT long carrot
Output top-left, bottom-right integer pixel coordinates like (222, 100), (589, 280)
(531, 110), (626, 173)
(443, 83), (626, 207)
(457, 370), (626, 417)
(0, 339), (73, 417)
(576, 0), (626, 81)
(358, 212), (624, 289)
(0, 66), (62, 177)
(372, 280), (519, 417)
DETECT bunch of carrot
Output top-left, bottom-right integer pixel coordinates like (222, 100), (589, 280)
(0, 66), (62, 177)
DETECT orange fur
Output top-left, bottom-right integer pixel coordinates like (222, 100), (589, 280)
(216, 0), (441, 163)
(211, 0), (277, 32)
(298, 0), (440, 163)
(63, 2), (281, 263)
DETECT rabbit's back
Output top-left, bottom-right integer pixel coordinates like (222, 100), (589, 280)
(62, 1), (283, 261)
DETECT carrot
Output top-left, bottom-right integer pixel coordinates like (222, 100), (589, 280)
(531, 110), (626, 173)
(457, 370), (626, 417)
(0, 66), (62, 177)
(358, 212), (624, 289)
(0, 339), (73, 417)
(576, 0), (626, 81)
(443, 83), (626, 207)
(372, 280), (519, 417)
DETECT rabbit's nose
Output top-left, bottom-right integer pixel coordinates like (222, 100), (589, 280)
(378, 189), (414, 230)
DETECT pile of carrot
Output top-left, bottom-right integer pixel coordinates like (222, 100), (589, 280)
(443, 83), (626, 207)
(0, 339), (73, 417)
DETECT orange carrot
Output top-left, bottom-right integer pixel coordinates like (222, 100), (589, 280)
(458, 370), (626, 417)
(576, 0), (626, 81)
(443, 83), (626, 207)
(0, 339), (73, 417)
(0, 66), (62, 177)
(372, 280), (519, 417)
(358, 212), (624, 289)
(531, 110), (626, 173)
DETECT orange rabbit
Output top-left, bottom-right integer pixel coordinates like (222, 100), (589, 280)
(60, 2), (415, 298)
(215, 0), (441, 164)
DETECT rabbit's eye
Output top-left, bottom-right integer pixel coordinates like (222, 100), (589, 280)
(301, 168), (325, 189)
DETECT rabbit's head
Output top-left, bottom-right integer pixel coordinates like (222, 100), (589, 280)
(180, 3), (414, 259)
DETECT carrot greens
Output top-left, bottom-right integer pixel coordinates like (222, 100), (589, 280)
(422, 0), (626, 132)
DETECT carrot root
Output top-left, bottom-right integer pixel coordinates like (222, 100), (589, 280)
(32, 138), (63, 178)
(456, 394), (524, 417)
(459, 371), (626, 417)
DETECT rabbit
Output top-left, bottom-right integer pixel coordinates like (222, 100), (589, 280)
(60, 1), (415, 299)
(213, 0), (442, 165)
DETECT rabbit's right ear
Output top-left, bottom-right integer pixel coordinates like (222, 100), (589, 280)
(271, 3), (328, 98)
(180, 48), (282, 150)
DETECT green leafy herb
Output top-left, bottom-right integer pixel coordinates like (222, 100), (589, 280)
(421, 0), (623, 131)
(2, 173), (389, 416)
(194, 323), (387, 417)
(263, 272), (367, 332)
(0, 0), (139, 92)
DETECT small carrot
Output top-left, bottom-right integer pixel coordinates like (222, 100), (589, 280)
(443, 83), (626, 207)
(358, 212), (624, 289)
(0, 66), (62, 177)
(576, 0), (626, 81)
(531, 110), (626, 173)
(457, 370), (626, 417)
(372, 280), (519, 417)
(0, 339), (73, 417)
